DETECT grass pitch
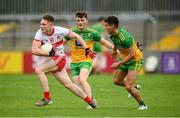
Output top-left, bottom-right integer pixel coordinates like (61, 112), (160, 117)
(0, 73), (180, 117)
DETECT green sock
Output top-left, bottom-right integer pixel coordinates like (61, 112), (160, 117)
(139, 100), (145, 106)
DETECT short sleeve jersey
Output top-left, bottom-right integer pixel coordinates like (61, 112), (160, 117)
(65, 27), (101, 63)
(34, 26), (70, 56)
(110, 28), (143, 61)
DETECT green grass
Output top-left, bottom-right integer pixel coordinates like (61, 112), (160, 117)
(0, 73), (180, 117)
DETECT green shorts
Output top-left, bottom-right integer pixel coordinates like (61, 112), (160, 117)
(118, 58), (144, 72)
(70, 62), (93, 77)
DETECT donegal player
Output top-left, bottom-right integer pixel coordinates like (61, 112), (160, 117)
(104, 16), (147, 110)
(64, 12), (114, 109)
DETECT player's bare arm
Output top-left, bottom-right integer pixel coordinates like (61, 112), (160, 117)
(99, 38), (114, 49)
(32, 40), (49, 57)
(112, 47), (120, 58)
(121, 47), (135, 64)
(99, 38), (119, 58)
(111, 47), (135, 69)
(68, 30), (88, 49)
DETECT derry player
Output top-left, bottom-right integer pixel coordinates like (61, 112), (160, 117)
(32, 15), (96, 108)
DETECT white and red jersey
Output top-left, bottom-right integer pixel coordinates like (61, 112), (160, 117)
(34, 26), (70, 56)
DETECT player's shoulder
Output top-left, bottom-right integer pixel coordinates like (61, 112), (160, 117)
(119, 27), (126, 32)
(86, 27), (100, 36)
(119, 27), (130, 34)
(35, 29), (44, 36)
(86, 27), (98, 33)
(119, 27), (132, 37)
(53, 26), (70, 35)
(36, 29), (42, 33)
(70, 26), (78, 31)
(54, 26), (68, 31)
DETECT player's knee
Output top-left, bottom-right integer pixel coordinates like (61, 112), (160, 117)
(79, 78), (87, 84)
(72, 78), (79, 84)
(35, 67), (43, 74)
(63, 81), (72, 89)
(124, 82), (132, 91)
(72, 79), (76, 83)
(113, 78), (120, 85)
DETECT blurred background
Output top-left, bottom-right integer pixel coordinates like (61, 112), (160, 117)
(0, 0), (180, 74)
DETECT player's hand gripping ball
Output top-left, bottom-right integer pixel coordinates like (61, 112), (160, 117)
(41, 43), (55, 56)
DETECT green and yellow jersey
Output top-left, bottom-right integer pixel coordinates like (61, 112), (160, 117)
(65, 26), (101, 63)
(110, 28), (143, 61)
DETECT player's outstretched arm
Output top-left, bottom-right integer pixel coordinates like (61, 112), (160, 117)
(99, 38), (114, 49)
(68, 30), (96, 59)
(68, 30), (96, 58)
(68, 30), (88, 49)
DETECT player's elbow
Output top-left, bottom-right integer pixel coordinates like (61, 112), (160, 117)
(32, 47), (38, 55)
(75, 34), (82, 41)
(130, 51), (135, 58)
(32, 48), (36, 54)
(71, 31), (80, 39)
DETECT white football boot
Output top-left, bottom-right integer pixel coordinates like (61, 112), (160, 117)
(138, 105), (148, 110)
(86, 99), (97, 109)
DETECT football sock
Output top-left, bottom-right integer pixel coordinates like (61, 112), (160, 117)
(84, 96), (92, 104)
(44, 91), (51, 100)
(139, 100), (146, 106)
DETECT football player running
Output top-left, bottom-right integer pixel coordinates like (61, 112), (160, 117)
(64, 12), (114, 109)
(104, 16), (147, 110)
(32, 15), (96, 108)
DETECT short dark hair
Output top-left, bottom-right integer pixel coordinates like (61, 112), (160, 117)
(76, 11), (87, 19)
(42, 15), (54, 22)
(104, 16), (119, 28)
(97, 16), (105, 22)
